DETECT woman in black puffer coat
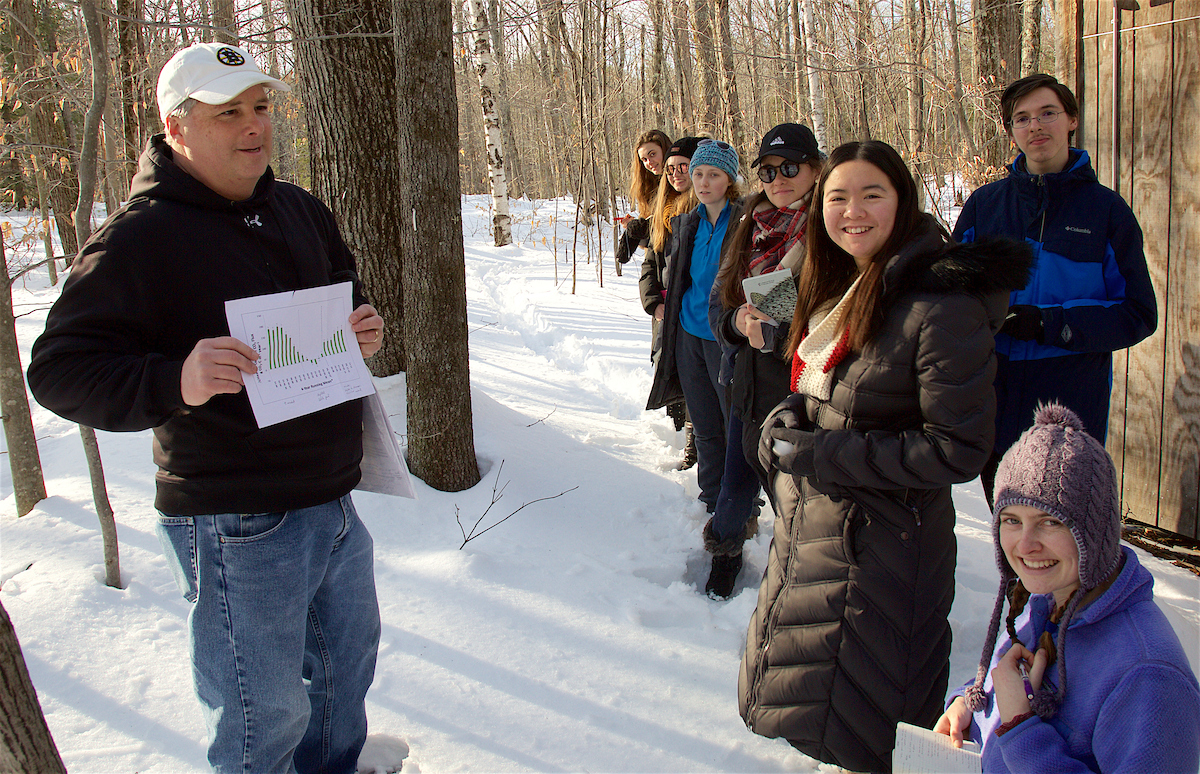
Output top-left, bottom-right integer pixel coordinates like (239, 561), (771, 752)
(739, 141), (1033, 773)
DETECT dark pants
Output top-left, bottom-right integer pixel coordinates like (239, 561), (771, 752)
(711, 412), (762, 542)
(676, 330), (727, 510)
(980, 448), (1002, 510)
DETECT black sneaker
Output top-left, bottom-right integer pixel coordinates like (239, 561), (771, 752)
(705, 552), (743, 599)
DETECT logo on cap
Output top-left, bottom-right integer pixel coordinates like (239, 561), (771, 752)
(216, 47), (245, 66)
(770, 136), (785, 146)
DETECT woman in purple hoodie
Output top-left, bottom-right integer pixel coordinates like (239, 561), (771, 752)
(936, 403), (1200, 773)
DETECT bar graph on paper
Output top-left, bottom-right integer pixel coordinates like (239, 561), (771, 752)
(225, 282), (375, 428)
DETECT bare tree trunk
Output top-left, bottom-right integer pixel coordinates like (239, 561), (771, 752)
(12, 0), (79, 259)
(714, 0), (744, 152)
(286, 0), (406, 376)
(489, 0), (524, 198)
(947, 0), (980, 160)
(394, 0), (481, 492)
(0, 598), (66, 773)
(791, 0), (809, 122)
(116, 0), (147, 179)
(467, 0), (513, 246)
(854, 0), (872, 140)
(973, 0), (1021, 167)
(649, 0), (668, 131)
(0, 240), (47, 518)
(77, 0), (121, 590)
(212, 0), (237, 43)
(30, 157), (57, 286)
(1021, 0), (1043, 74)
(672, 1), (693, 130)
(803, 0), (827, 149)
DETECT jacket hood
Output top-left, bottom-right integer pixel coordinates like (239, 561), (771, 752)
(884, 213), (1034, 299)
(129, 134), (274, 211)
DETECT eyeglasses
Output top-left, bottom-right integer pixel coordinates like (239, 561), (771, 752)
(665, 163), (689, 175)
(757, 161), (803, 184)
(698, 139), (733, 151)
(1010, 110), (1066, 130)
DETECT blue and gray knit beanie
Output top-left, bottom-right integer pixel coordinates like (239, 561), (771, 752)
(689, 139), (740, 182)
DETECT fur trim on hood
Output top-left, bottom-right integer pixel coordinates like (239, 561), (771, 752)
(884, 217), (1034, 300)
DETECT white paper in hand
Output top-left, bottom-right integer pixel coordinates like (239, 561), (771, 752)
(892, 722), (982, 774)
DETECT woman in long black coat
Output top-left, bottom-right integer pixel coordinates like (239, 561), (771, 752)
(739, 141), (1033, 773)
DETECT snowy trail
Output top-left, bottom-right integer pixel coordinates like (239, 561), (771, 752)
(1, 197), (1196, 773)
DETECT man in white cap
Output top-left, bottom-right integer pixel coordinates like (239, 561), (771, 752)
(29, 42), (384, 773)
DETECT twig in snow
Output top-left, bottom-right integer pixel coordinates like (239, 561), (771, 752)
(455, 460), (577, 549)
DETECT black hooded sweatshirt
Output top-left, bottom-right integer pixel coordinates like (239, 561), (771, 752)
(28, 135), (367, 515)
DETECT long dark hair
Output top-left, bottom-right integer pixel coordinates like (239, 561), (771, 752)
(716, 157), (822, 310)
(628, 129), (670, 214)
(786, 140), (923, 356)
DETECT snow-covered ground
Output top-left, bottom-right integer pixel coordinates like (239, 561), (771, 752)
(2, 195), (1197, 773)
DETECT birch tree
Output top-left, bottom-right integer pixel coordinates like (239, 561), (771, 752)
(468, 0), (513, 247)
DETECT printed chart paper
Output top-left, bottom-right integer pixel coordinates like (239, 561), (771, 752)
(356, 391), (417, 499)
(226, 282), (376, 428)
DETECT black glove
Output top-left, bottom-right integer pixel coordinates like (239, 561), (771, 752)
(758, 402), (817, 478)
(1001, 304), (1044, 342)
(624, 217), (650, 244)
(616, 230), (636, 264)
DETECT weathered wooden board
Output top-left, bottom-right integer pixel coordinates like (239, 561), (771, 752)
(1162, 7), (1200, 538)
(1122, 0), (1173, 527)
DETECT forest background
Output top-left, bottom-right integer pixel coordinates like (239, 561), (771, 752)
(2, 0), (1051, 254)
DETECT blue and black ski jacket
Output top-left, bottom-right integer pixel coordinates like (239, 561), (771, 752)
(952, 149), (1157, 456)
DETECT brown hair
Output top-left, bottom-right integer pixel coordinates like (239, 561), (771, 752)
(628, 130), (671, 214)
(716, 158), (822, 310)
(1000, 74), (1079, 143)
(785, 140), (925, 356)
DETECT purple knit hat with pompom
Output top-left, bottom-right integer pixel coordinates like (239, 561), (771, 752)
(964, 403), (1121, 719)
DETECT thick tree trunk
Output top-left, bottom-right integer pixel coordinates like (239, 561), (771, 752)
(467, 0), (513, 246)
(1021, 0), (1043, 74)
(0, 241), (47, 518)
(286, 0), (406, 376)
(0, 598), (66, 773)
(394, 0), (481, 492)
(973, 0), (1022, 167)
(688, 0), (721, 135)
(714, 0), (744, 153)
(116, 0), (147, 179)
(212, 0), (237, 43)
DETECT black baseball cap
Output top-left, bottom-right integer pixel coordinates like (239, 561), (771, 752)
(665, 136), (704, 161)
(751, 123), (824, 167)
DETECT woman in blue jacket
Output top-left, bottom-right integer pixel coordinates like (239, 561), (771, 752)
(936, 403), (1200, 773)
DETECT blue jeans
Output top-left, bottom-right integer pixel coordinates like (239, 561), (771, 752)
(157, 494), (380, 774)
(711, 412), (762, 542)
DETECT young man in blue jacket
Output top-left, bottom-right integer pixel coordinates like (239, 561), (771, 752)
(951, 73), (1157, 505)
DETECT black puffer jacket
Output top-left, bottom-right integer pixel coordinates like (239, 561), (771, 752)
(738, 221), (1033, 773)
(645, 201), (744, 410)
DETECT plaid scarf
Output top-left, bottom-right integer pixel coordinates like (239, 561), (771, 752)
(747, 193), (810, 277)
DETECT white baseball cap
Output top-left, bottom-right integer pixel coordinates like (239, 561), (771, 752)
(157, 42), (290, 121)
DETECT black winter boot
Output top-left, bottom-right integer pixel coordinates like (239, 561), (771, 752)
(705, 552), (743, 599)
(702, 516), (754, 599)
(678, 422), (697, 470)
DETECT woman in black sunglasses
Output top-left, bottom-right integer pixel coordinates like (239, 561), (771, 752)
(701, 124), (824, 598)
